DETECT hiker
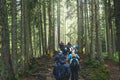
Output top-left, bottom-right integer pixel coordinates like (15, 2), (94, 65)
(54, 52), (66, 63)
(53, 60), (71, 80)
(67, 42), (72, 48)
(66, 42), (72, 52)
(68, 47), (80, 80)
(67, 47), (80, 62)
(73, 45), (79, 53)
(70, 55), (79, 80)
(59, 41), (68, 56)
(59, 41), (65, 52)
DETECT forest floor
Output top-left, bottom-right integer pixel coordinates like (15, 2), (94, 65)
(104, 59), (120, 80)
(21, 55), (84, 80)
(20, 55), (120, 80)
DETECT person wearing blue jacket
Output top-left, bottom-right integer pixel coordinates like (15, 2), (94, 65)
(67, 47), (80, 80)
(53, 60), (71, 80)
(54, 52), (66, 63)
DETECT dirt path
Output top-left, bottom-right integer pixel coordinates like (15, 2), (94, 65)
(46, 65), (85, 80)
(105, 60), (120, 80)
(22, 55), (85, 80)
(21, 55), (120, 80)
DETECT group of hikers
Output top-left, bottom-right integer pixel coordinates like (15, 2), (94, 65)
(53, 41), (80, 80)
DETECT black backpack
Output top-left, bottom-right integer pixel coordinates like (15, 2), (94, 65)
(56, 63), (66, 80)
(70, 58), (79, 71)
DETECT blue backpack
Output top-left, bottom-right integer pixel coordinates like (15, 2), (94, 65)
(54, 53), (66, 62)
(70, 58), (79, 71)
(56, 63), (66, 80)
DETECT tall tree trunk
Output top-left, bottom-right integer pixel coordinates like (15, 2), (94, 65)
(41, 0), (45, 55)
(0, 0), (16, 79)
(95, 0), (103, 63)
(43, 0), (47, 54)
(52, 0), (55, 51)
(38, 0), (42, 56)
(57, 0), (60, 44)
(11, 0), (17, 75)
(84, 0), (89, 54)
(77, 0), (81, 53)
(104, 0), (112, 59)
(108, 0), (114, 58)
(48, 0), (52, 54)
(21, 0), (29, 71)
(47, 0), (55, 55)
(90, 0), (96, 59)
(21, 0), (25, 70)
(28, 1), (33, 58)
(65, 0), (68, 44)
(114, 0), (120, 70)
(77, 0), (83, 53)
(24, 0), (29, 63)
(28, 20), (33, 58)
(80, 0), (84, 54)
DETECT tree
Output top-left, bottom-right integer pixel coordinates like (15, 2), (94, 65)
(114, 0), (120, 70)
(57, 0), (60, 44)
(38, 0), (42, 56)
(0, 0), (16, 79)
(21, 0), (25, 69)
(84, 0), (89, 54)
(104, 0), (112, 59)
(43, 0), (47, 54)
(95, 0), (103, 62)
(48, 0), (55, 54)
(77, 0), (83, 53)
(77, 0), (81, 52)
(11, 0), (17, 75)
(90, 0), (96, 59)
(21, 0), (29, 71)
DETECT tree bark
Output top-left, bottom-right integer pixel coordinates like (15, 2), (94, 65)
(0, 0), (16, 79)
(90, 0), (96, 59)
(57, 0), (60, 44)
(104, 0), (112, 59)
(114, 0), (120, 70)
(11, 0), (17, 75)
(95, 0), (104, 63)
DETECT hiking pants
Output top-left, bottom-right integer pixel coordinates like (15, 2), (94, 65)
(71, 71), (78, 80)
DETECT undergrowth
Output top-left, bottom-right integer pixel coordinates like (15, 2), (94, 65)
(81, 59), (110, 80)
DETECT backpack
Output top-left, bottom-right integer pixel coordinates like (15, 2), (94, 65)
(56, 63), (66, 80)
(55, 53), (65, 62)
(70, 58), (79, 71)
(72, 53), (76, 58)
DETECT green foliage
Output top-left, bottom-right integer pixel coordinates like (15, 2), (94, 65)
(102, 52), (108, 59)
(82, 59), (110, 80)
(92, 70), (109, 80)
(102, 52), (119, 62)
(112, 52), (119, 62)
(86, 59), (101, 68)
(86, 59), (110, 73)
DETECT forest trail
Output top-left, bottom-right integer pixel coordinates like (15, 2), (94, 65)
(22, 55), (85, 80)
(21, 55), (120, 80)
(105, 59), (120, 80)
